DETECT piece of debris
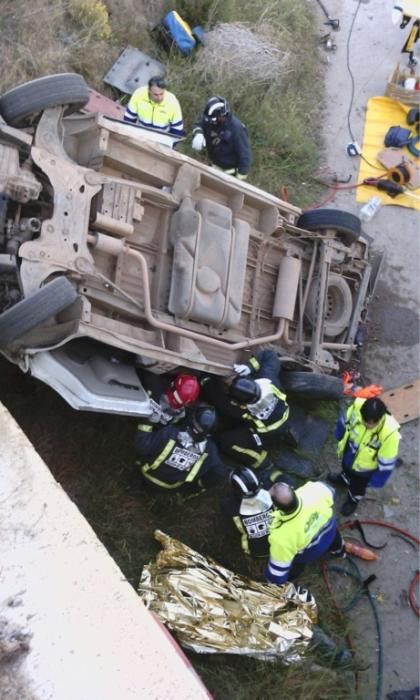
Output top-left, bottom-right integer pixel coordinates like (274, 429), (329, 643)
(380, 380), (420, 424)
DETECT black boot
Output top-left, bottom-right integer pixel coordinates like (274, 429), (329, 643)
(327, 471), (346, 485)
(341, 497), (358, 516)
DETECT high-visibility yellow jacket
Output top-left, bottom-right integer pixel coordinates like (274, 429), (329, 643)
(123, 86), (184, 136)
(336, 398), (400, 481)
(266, 481), (337, 584)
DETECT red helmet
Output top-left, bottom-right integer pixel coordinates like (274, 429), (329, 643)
(166, 374), (200, 409)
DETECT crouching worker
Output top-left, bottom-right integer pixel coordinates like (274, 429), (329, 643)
(224, 468), (275, 558)
(216, 350), (291, 470)
(331, 397), (401, 516)
(142, 372), (200, 426)
(265, 481), (345, 585)
(134, 404), (226, 494)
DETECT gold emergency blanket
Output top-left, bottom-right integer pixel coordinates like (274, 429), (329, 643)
(138, 530), (317, 662)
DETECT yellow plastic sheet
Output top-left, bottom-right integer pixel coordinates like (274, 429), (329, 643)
(356, 96), (420, 210)
(397, 0), (420, 18)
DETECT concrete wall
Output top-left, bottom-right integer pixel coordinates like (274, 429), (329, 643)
(0, 402), (212, 700)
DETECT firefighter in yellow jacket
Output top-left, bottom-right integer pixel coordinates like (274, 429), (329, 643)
(123, 76), (184, 137)
(330, 397), (401, 516)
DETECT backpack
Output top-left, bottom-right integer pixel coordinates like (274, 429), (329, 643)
(159, 11), (196, 56)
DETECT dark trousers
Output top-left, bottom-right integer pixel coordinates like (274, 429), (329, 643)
(289, 529), (344, 580)
(216, 426), (276, 469)
(343, 467), (372, 502)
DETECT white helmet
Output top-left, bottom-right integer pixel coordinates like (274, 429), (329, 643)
(230, 468), (260, 497)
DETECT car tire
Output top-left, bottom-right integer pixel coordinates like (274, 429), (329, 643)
(280, 370), (344, 400)
(0, 73), (90, 127)
(0, 277), (78, 347)
(297, 208), (361, 246)
(305, 273), (353, 338)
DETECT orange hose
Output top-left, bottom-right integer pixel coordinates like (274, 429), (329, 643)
(409, 573), (420, 617)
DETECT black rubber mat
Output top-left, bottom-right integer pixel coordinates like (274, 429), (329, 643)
(286, 403), (330, 453)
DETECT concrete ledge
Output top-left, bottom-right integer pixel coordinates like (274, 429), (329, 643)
(0, 402), (211, 700)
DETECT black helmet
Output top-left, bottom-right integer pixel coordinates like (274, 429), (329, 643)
(203, 96), (230, 124)
(229, 377), (261, 405)
(360, 397), (388, 424)
(188, 404), (218, 439)
(230, 468), (260, 498)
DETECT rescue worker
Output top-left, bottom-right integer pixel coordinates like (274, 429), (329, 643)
(204, 350), (291, 470)
(265, 481), (345, 585)
(123, 76), (185, 137)
(223, 467), (296, 557)
(141, 372), (200, 425)
(191, 96), (252, 179)
(134, 403), (226, 493)
(330, 397), (401, 516)
(224, 467), (275, 558)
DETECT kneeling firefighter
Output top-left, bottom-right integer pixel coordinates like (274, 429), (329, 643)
(224, 467), (275, 558)
(207, 350), (291, 469)
(134, 404), (226, 494)
(142, 372), (200, 426)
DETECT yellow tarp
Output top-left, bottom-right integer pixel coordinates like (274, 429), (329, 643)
(398, 0), (420, 18)
(356, 96), (420, 210)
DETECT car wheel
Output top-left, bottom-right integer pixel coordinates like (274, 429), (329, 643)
(297, 208), (361, 246)
(305, 273), (353, 338)
(280, 371), (344, 400)
(0, 277), (78, 347)
(0, 73), (90, 127)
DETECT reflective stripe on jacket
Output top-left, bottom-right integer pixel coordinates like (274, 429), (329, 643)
(141, 439), (207, 489)
(243, 384), (289, 433)
(337, 398), (400, 474)
(232, 489), (274, 557)
(194, 113), (252, 175)
(124, 86), (184, 136)
(242, 350), (289, 434)
(135, 423), (223, 490)
(266, 482), (336, 585)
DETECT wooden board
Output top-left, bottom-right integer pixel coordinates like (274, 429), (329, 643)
(381, 379), (420, 424)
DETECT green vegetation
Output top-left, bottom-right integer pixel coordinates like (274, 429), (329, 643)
(0, 357), (361, 700)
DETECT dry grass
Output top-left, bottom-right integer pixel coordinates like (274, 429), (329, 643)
(0, 0), (161, 93)
(191, 21), (291, 85)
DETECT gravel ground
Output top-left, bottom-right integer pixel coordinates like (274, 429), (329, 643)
(315, 0), (419, 696)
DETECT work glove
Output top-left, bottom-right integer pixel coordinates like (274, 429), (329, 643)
(191, 131), (206, 151)
(295, 585), (315, 605)
(391, 6), (403, 24)
(233, 363), (251, 376)
(236, 172), (248, 180)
